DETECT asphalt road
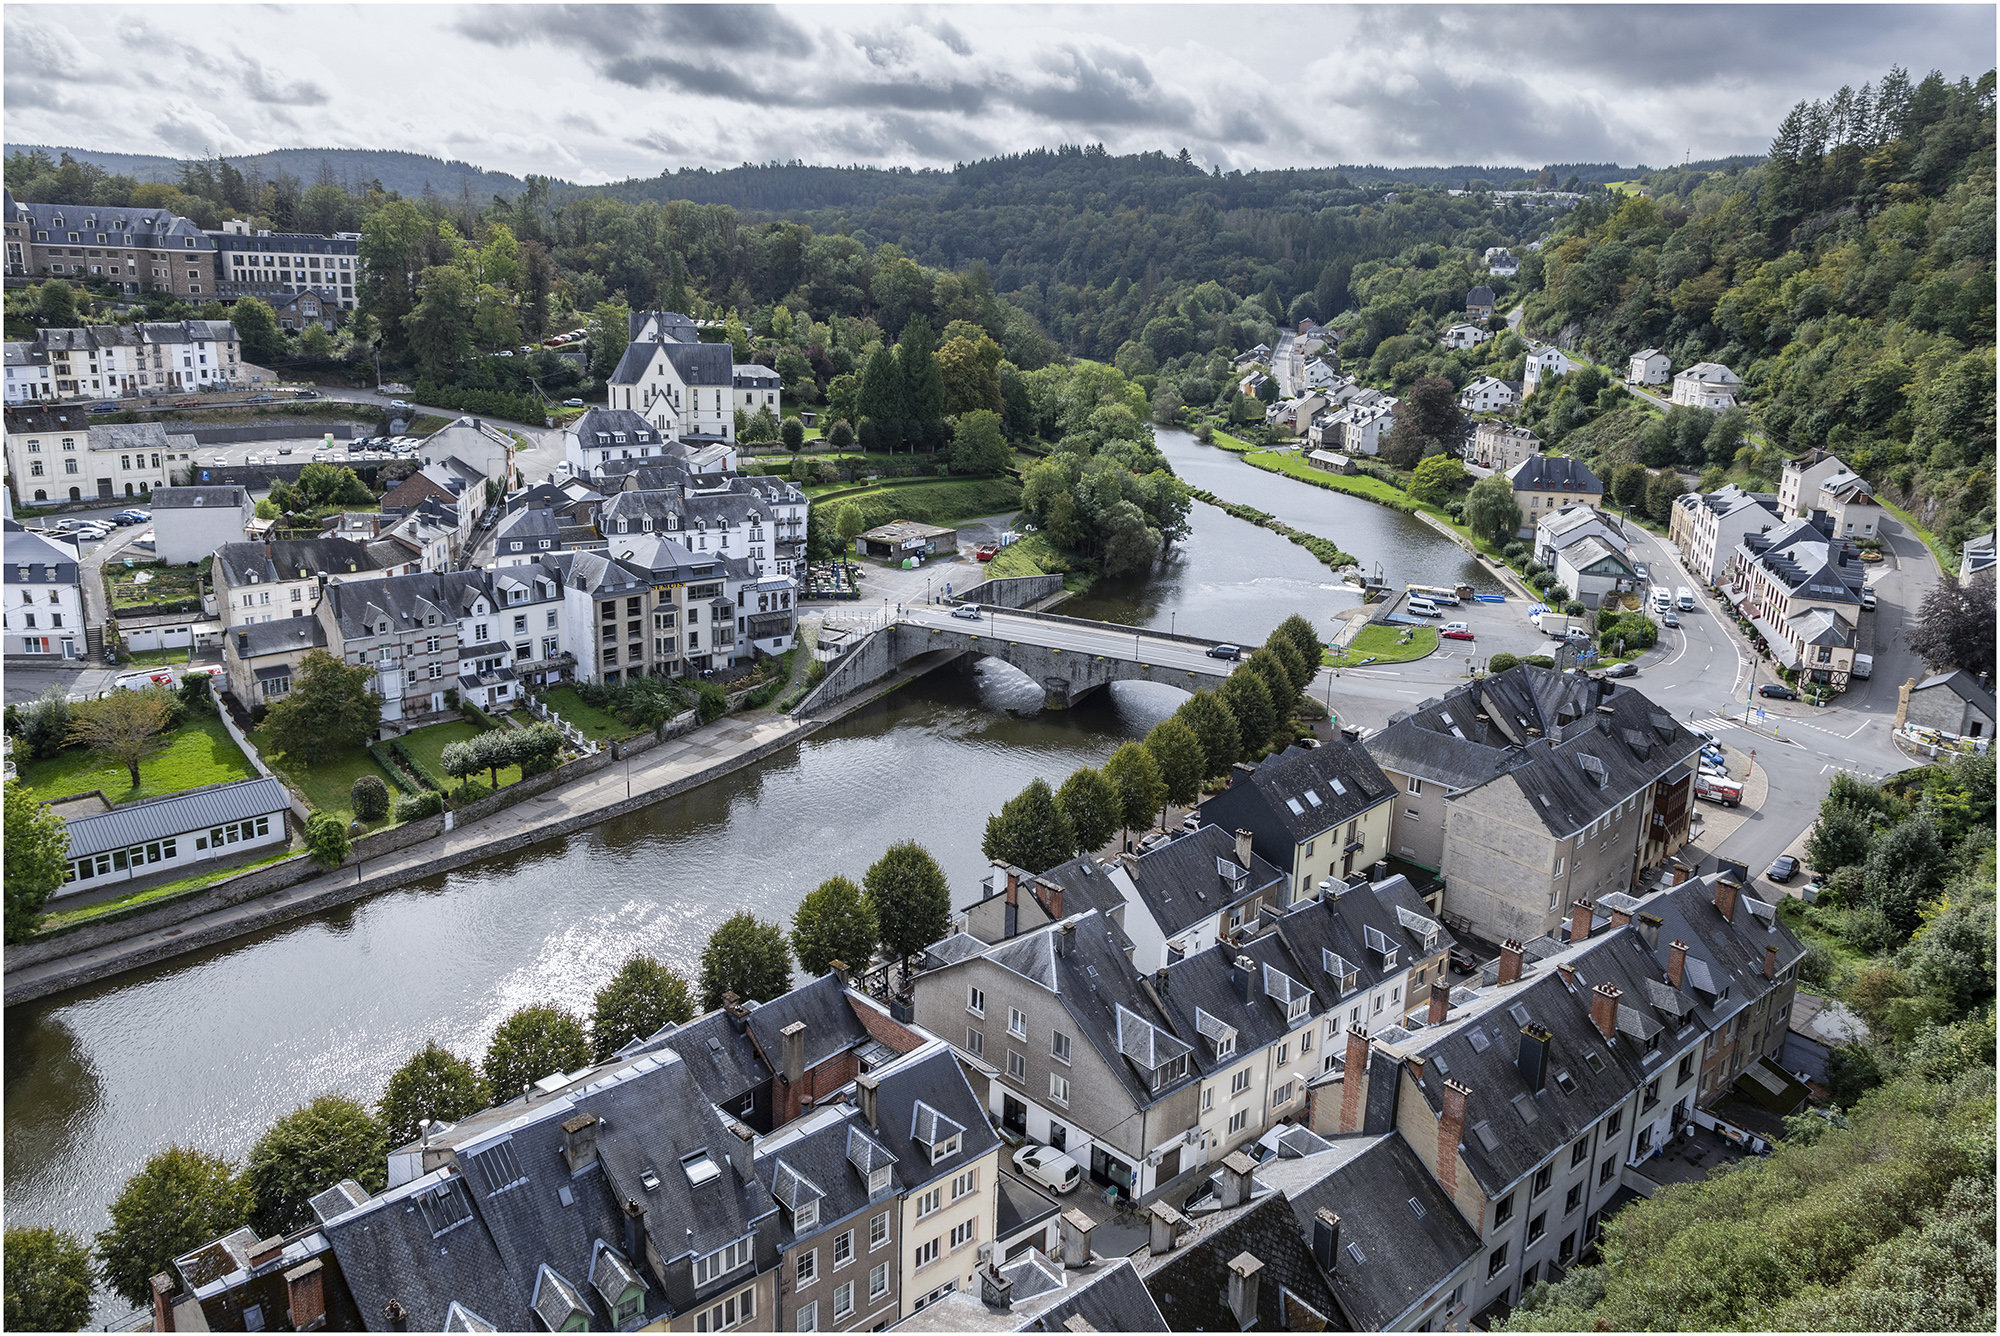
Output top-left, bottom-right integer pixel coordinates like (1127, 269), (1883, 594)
(901, 604), (1242, 680)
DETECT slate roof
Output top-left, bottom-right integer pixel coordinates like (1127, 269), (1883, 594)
(1736, 517), (1863, 604)
(609, 341), (661, 386)
(1116, 824), (1287, 937)
(1017, 1261), (1168, 1332)
(12, 198), (214, 248)
(731, 364), (781, 389)
(656, 340), (734, 387)
(1215, 740), (1396, 844)
(228, 616), (326, 659)
(1678, 361), (1740, 384)
(149, 485), (248, 510)
(3, 522), (79, 578)
(755, 1105), (899, 1247)
(1264, 875), (1455, 1010)
(865, 1043), (999, 1187)
(1508, 455), (1604, 495)
(1136, 1192), (1344, 1331)
(742, 972), (874, 1079)
(62, 776), (291, 859)
(1466, 286), (1496, 306)
(1914, 669), (1998, 718)
(621, 1007), (767, 1109)
(494, 507), (558, 548)
(212, 537), (381, 588)
(1258, 1134), (1482, 1330)
(320, 572), (456, 640)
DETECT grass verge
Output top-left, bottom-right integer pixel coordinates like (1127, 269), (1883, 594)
(251, 730), (403, 827)
(539, 686), (644, 741)
(37, 848), (297, 933)
(18, 714), (254, 805)
(813, 477), (1024, 529)
(1875, 496), (1954, 574)
(1324, 624), (1440, 666)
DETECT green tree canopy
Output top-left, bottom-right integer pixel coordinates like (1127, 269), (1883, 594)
(591, 956), (696, 1062)
(67, 688), (174, 790)
(982, 777), (1078, 874)
(378, 1042), (490, 1148)
(230, 295), (286, 364)
(95, 1147), (254, 1307)
(1103, 741), (1166, 840)
(1464, 473), (1523, 545)
(244, 1095), (389, 1236)
(949, 409), (1011, 475)
(698, 912), (794, 1010)
(1271, 614), (1323, 676)
(1055, 767), (1120, 854)
(1407, 454), (1467, 505)
(790, 875), (880, 978)
(1174, 690), (1243, 778)
(483, 1004), (590, 1100)
(1144, 718), (1207, 816)
(1245, 646), (1300, 715)
(1908, 570), (1996, 681)
(264, 650), (383, 766)
(404, 265), (476, 381)
(5, 1226), (94, 1333)
(864, 841), (952, 974)
(4, 780), (69, 944)
(1218, 668), (1279, 755)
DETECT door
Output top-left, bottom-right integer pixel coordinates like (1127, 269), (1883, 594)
(97, 478), (114, 499)
(1047, 1122), (1066, 1152)
(1155, 1145), (1181, 1182)
(1001, 1094), (1027, 1137)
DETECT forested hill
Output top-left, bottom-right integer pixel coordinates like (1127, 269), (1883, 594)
(5, 145), (530, 204)
(1518, 65), (1995, 553)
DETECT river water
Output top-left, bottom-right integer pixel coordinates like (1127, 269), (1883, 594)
(3, 429), (1475, 1316)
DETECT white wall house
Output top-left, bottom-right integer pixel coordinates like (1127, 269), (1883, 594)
(608, 334), (737, 441)
(149, 485), (253, 565)
(1626, 349), (1671, 385)
(4, 522), (82, 658)
(1522, 348), (1578, 398)
(1460, 376), (1518, 414)
(1670, 362), (1740, 409)
(1441, 323), (1493, 350)
(55, 776), (291, 896)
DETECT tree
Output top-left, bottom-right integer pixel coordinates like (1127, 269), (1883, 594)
(15, 687), (70, 759)
(264, 651), (382, 765)
(5, 780), (69, 945)
(1245, 646), (1300, 715)
(35, 279), (77, 328)
(1272, 614), (1323, 674)
(698, 912), (794, 1010)
(1907, 569), (1995, 680)
(780, 416), (805, 452)
(857, 344), (907, 451)
(1860, 817), (1947, 936)
(68, 689), (174, 789)
(1055, 767), (1120, 853)
(95, 1147), (254, 1307)
(1144, 718), (1206, 820)
(591, 956), (696, 1061)
(949, 409), (1011, 475)
(827, 419), (854, 450)
(350, 774), (390, 822)
(304, 811), (350, 867)
(244, 1095), (388, 1236)
(1264, 635), (1315, 698)
(1218, 668), (1278, 754)
(377, 1042), (490, 1148)
(1175, 689), (1243, 777)
(230, 295), (286, 365)
(982, 778), (1078, 874)
(5, 1226), (93, 1333)
(1464, 473), (1523, 545)
(438, 739), (479, 796)
(1381, 376), (1462, 469)
(834, 502), (867, 550)
(1407, 454), (1467, 504)
(484, 1005), (591, 1099)
(1611, 461), (1650, 509)
(790, 876), (879, 978)
(864, 841), (952, 976)
(1103, 741), (1166, 842)
(1805, 804), (1876, 874)
(1644, 468), (1687, 524)
(899, 317), (947, 449)
(403, 265), (475, 381)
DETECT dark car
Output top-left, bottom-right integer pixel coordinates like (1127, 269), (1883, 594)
(1767, 855), (1799, 883)
(110, 509), (150, 525)
(86, 400), (119, 413)
(1603, 661), (1638, 678)
(1759, 682), (1799, 700)
(1206, 643), (1241, 661)
(1448, 947), (1478, 974)
(246, 394), (275, 404)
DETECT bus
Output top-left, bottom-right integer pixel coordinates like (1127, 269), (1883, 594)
(1404, 583), (1465, 606)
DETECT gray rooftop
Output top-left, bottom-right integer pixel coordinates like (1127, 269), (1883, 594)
(62, 777), (290, 859)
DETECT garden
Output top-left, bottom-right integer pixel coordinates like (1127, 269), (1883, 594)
(15, 690), (253, 805)
(1324, 623), (1439, 667)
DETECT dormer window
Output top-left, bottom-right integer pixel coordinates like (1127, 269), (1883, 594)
(930, 1135), (960, 1164)
(868, 1165), (890, 1196)
(794, 1199), (818, 1232)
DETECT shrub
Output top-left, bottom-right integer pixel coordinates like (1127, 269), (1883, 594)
(1488, 652), (1522, 673)
(1524, 654), (1555, 668)
(694, 680), (728, 723)
(393, 790), (446, 822)
(1563, 600), (1587, 617)
(1521, 559), (1546, 578)
(1546, 584), (1571, 603)
(369, 743), (426, 794)
(349, 774), (390, 822)
(1502, 541), (1528, 561)
(304, 812), (350, 867)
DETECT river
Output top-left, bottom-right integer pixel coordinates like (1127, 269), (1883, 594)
(3, 428), (1475, 1319)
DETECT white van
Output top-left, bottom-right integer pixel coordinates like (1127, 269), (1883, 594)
(1675, 586), (1695, 610)
(1406, 597), (1441, 617)
(1651, 587), (1673, 614)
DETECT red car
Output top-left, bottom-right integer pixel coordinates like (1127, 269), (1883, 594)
(1442, 628), (1476, 641)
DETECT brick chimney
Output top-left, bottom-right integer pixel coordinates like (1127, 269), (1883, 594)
(1227, 1253), (1264, 1327)
(1004, 867), (1019, 907)
(1714, 877), (1738, 923)
(1607, 902), (1634, 929)
(1043, 881), (1064, 919)
(248, 1236), (285, 1270)
(562, 1111), (598, 1172)
(1498, 938), (1524, 985)
(1428, 979), (1451, 1027)
(1235, 828), (1255, 867)
(781, 1020), (807, 1087)
(1340, 1027), (1371, 1133)
(1590, 983), (1621, 1041)
(979, 1259), (1014, 1312)
(1437, 1079), (1471, 1204)
(1570, 898), (1596, 943)
(1765, 943), (1778, 980)
(1666, 941), (1688, 989)
(286, 1258), (327, 1331)
(151, 1274), (177, 1333)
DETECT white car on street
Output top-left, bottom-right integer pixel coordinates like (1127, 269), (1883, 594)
(1012, 1144), (1084, 1194)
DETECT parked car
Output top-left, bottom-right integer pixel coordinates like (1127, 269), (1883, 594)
(246, 394), (275, 404)
(110, 509), (150, 525)
(1181, 812), (1201, 832)
(562, 398), (586, 408)
(1012, 1144), (1084, 1194)
(1860, 589), (1878, 610)
(293, 388), (319, 399)
(1759, 682), (1799, 700)
(1441, 628), (1475, 641)
(1441, 621), (1470, 634)
(172, 397), (200, 407)
(1766, 855), (1799, 883)
(950, 604), (982, 620)
(278, 445), (293, 455)
(86, 400), (119, 413)
(1602, 661), (1637, 678)
(389, 399), (412, 411)
(1206, 643), (1241, 660)
(493, 349), (514, 357)
(1694, 773), (1743, 807)
(1448, 947), (1478, 974)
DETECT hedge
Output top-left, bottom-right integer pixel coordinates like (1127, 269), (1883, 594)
(411, 381), (544, 425)
(369, 742), (427, 795)
(389, 738), (446, 792)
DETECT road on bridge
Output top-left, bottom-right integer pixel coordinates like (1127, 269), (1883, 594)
(899, 604), (1240, 680)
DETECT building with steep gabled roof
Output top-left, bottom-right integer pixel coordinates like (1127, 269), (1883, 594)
(1198, 739), (1398, 909)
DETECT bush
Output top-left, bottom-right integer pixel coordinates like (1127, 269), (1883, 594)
(389, 740), (446, 791)
(369, 742), (426, 794)
(304, 812), (350, 867)
(393, 790), (446, 822)
(350, 774), (390, 822)
(694, 680), (728, 723)
(1524, 654), (1555, 668)
(460, 699), (499, 731)
(1521, 559), (1546, 578)
(1546, 584), (1571, 604)
(1502, 541), (1528, 561)
(1563, 600), (1587, 617)
(1488, 652), (1522, 673)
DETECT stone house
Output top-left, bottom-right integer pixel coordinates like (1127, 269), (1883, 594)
(1197, 740), (1399, 908)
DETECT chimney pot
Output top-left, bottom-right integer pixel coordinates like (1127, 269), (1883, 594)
(1220, 1151), (1258, 1208)
(780, 1020), (807, 1086)
(1226, 1252), (1264, 1328)
(1059, 1207), (1096, 1269)
(1231, 954), (1256, 1001)
(1428, 979), (1450, 1027)
(1517, 1022), (1552, 1093)
(1498, 938), (1524, 985)
(1590, 983), (1621, 1041)
(1234, 828), (1254, 868)
(1666, 940), (1688, 990)
(979, 1260), (1015, 1312)
(1311, 1208), (1341, 1271)
(1570, 898), (1596, 944)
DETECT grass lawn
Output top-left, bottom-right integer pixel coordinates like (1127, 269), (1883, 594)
(1208, 426), (1260, 453)
(1324, 624), (1440, 666)
(815, 477), (1025, 528)
(984, 533), (1070, 580)
(120, 646), (199, 667)
(252, 729), (403, 826)
(401, 720), (522, 791)
(1244, 449), (1414, 505)
(541, 686), (642, 741)
(18, 713), (253, 804)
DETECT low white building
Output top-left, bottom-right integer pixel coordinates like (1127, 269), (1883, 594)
(5, 408), (198, 506)
(149, 485), (253, 565)
(1522, 347), (1578, 398)
(1671, 362), (1740, 410)
(54, 776), (292, 896)
(4, 520), (82, 658)
(1626, 348), (1671, 385)
(1459, 376), (1518, 414)
(416, 415), (514, 485)
(1441, 323), (1493, 350)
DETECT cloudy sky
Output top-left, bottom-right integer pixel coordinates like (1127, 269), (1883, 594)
(6, 3), (1993, 182)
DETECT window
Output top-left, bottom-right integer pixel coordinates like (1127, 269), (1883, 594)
(1532, 1164), (1553, 1197)
(795, 1248), (818, 1285)
(1606, 1110), (1622, 1135)
(966, 986), (984, 1016)
(870, 1212), (889, 1249)
(949, 1220), (975, 1251)
(913, 1238), (939, 1269)
(952, 1169), (978, 1200)
(1227, 1110), (1247, 1135)
(869, 1263), (888, 1300)
(1051, 1030), (1071, 1064)
(915, 1187), (941, 1219)
(1565, 1183), (1583, 1216)
(831, 1282), (853, 1321)
(1600, 1156), (1617, 1185)
(693, 1287), (754, 1332)
(833, 1231), (852, 1267)
(965, 1028), (983, 1057)
(795, 1200), (818, 1232)
(1048, 1073), (1070, 1105)
(1008, 1008), (1027, 1038)
(1488, 1242), (1509, 1278)
(1277, 1043), (1290, 1066)
(1527, 1211), (1546, 1244)
(692, 1236), (753, 1286)
(1408, 776), (1424, 796)
(1202, 1087), (1214, 1112)
(1007, 1051), (1026, 1083)
(1494, 1193), (1514, 1226)
(1272, 1081), (1294, 1106)
(1678, 1054), (1696, 1084)
(1230, 1069), (1251, 1096)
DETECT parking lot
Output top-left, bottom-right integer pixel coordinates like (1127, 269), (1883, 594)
(1379, 589), (1561, 663)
